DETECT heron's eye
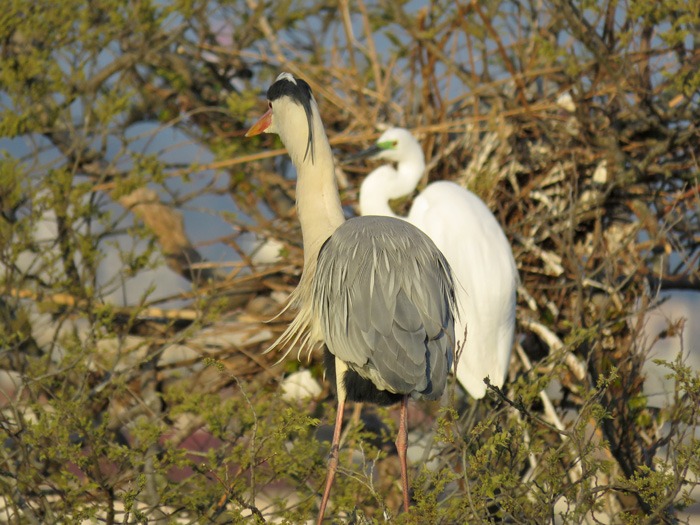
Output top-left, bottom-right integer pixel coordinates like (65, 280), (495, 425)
(392, 141), (398, 147)
(267, 101), (272, 109)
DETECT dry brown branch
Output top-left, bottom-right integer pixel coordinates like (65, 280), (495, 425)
(119, 188), (218, 284)
(2, 1), (699, 522)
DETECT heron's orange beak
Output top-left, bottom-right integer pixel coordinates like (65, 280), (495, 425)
(245, 108), (272, 137)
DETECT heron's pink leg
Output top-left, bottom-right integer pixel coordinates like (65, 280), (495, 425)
(396, 395), (410, 512)
(317, 398), (346, 525)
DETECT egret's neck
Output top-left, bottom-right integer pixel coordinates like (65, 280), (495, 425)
(359, 152), (424, 217)
(281, 105), (345, 268)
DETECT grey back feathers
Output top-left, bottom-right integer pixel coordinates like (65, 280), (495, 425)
(314, 215), (456, 400)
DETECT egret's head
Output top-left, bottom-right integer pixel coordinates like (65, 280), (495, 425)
(245, 72), (316, 163)
(348, 127), (422, 164)
(374, 128), (421, 161)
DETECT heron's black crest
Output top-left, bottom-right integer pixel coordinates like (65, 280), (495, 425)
(267, 72), (315, 163)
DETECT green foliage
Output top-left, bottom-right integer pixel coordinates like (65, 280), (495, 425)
(0, 0), (698, 522)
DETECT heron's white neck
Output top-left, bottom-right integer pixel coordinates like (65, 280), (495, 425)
(280, 102), (345, 268)
(358, 151), (425, 218)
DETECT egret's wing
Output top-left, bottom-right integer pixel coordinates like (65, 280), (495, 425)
(408, 181), (518, 398)
(314, 216), (455, 399)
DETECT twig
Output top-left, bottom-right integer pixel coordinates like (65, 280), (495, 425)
(485, 378), (571, 437)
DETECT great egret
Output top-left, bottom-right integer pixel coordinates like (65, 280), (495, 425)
(245, 74), (456, 522)
(353, 128), (518, 399)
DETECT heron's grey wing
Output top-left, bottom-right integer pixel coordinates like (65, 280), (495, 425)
(314, 216), (455, 399)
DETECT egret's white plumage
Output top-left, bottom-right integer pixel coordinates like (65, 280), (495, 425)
(357, 128), (518, 399)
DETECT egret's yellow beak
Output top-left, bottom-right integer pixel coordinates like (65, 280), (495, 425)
(245, 107), (272, 137)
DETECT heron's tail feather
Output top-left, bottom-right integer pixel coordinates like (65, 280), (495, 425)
(262, 278), (321, 364)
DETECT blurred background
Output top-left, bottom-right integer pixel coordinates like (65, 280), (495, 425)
(0, 0), (698, 523)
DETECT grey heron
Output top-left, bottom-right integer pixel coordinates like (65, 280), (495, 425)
(353, 128), (518, 399)
(245, 74), (456, 522)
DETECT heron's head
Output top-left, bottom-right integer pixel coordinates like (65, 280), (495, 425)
(245, 72), (316, 163)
